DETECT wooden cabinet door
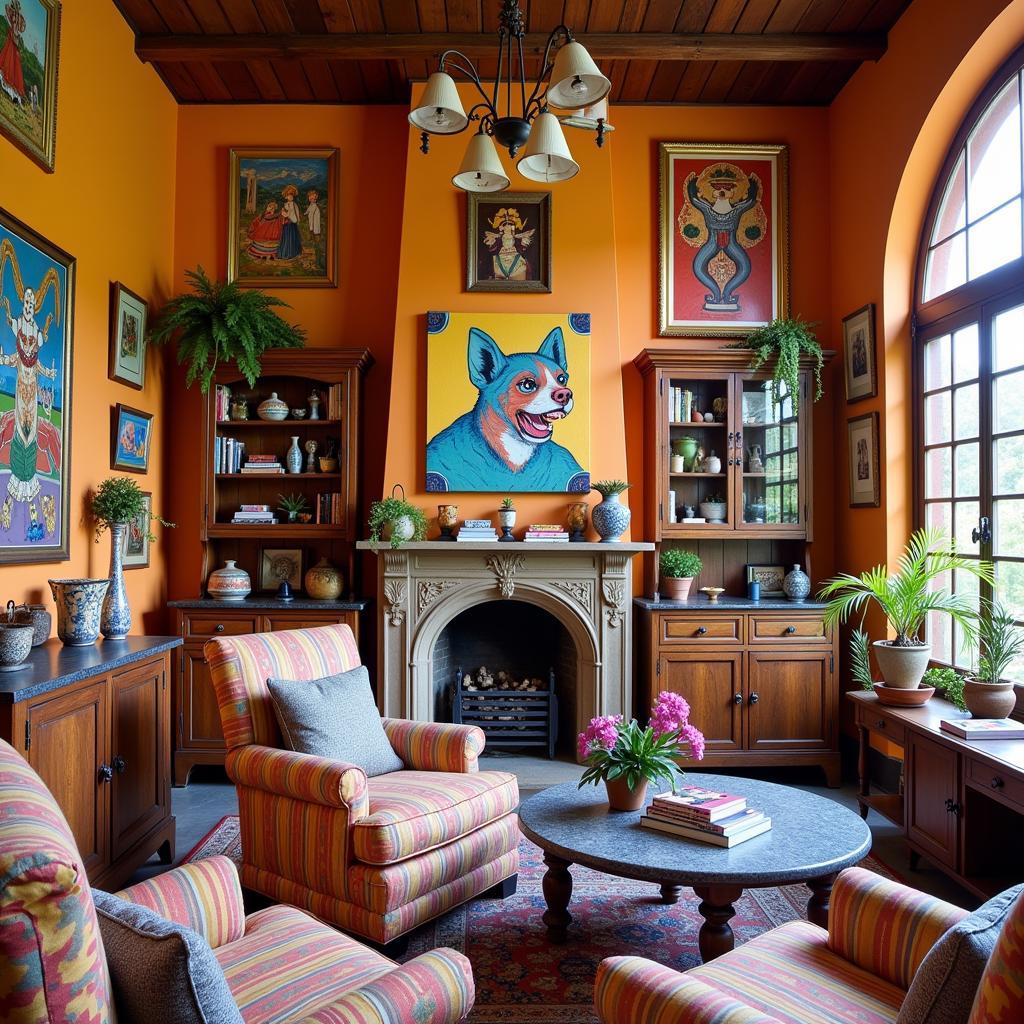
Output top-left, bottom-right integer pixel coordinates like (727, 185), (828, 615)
(26, 682), (109, 878)
(746, 651), (831, 750)
(110, 659), (169, 860)
(907, 733), (961, 870)
(179, 643), (226, 753)
(658, 652), (743, 752)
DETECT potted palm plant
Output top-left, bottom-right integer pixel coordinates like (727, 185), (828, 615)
(659, 549), (702, 601)
(963, 601), (1024, 718)
(819, 528), (993, 690)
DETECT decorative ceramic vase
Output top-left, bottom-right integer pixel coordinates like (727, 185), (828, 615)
(783, 565), (811, 603)
(962, 679), (1017, 719)
(100, 522), (131, 640)
(745, 499), (767, 523)
(592, 493), (631, 543)
(304, 439), (318, 473)
(304, 557), (344, 600)
(308, 390), (321, 420)
(257, 392), (289, 421)
(437, 504), (459, 541)
(567, 501), (588, 542)
(0, 622), (33, 671)
(660, 576), (694, 601)
(286, 436), (303, 474)
(384, 517), (415, 544)
(48, 578), (110, 646)
(747, 444), (764, 472)
(705, 451), (722, 474)
(873, 641), (931, 689)
(674, 436), (698, 471)
(498, 508), (516, 529)
(207, 561), (251, 601)
(11, 603), (51, 646)
(699, 501), (727, 523)
(605, 776), (648, 812)
(669, 454), (685, 473)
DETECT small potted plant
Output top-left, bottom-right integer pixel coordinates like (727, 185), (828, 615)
(922, 665), (967, 711)
(728, 316), (824, 412)
(699, 493), (727, 523)
(660, 549), (702, 601)
(578, 692), (705, 811)
(963, 601), (1024, 719)
(591, 480), (631, 542)
(498, 497), (516, 530)
(277, 492), (309, 523)
(368, 486), (428, 549)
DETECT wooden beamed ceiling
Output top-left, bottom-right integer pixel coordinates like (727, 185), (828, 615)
(114, 0), (913, 106)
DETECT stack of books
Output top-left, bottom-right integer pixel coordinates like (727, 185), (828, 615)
(214, 436), (246, 474)
(241, 454), (284, 474)
(215, 384), (232, 422)
(640, 786), (771, 847)
(324, 384), (343, 420)
(457, 519), (498, 542)
(314, 493), (341, 524)
(232, 504), (278, 526)
(667, 386), (693, 423)
(524, 524), (569, 542)
(940, 718), (1024, 740)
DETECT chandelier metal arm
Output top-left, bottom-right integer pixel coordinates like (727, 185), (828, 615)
(524, 24), (571, 117)
(437, 50), (493, 113)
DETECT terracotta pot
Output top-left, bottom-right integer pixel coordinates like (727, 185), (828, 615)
(604, 776), (648, 812)
(872, 641), (931, 689)
(660, 576), (694, 601)
(962, 679), (1017, 719)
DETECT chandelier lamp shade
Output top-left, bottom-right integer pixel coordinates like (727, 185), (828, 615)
(408, 0), (612, 193)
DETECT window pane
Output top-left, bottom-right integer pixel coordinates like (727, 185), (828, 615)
(953, 568), (981, 668)
(994, 498), (1024, 556)
(924, 233), (967, 300)
(953, 323), (980, 382)
(1004, 627), (1024, 683)
(995, 370), (1024, 433)
(968, 199), (1022, 280)
(925, 391), (952, 444)
(967, 77), (1021, 222)
(954, 384), (980, 439)
(931, 151), (967, 244)
(995, 434), (1024, 493)
(956, 501), (981, 553)
(926, 447), (952, 498)
(924, 334), (952, 389)
(993, 303), (1024, 372)
(927, 568), (953, 663)
(996, 560), (1024, 620)
(926, 501), (952, 536)
(955, 442), (980, 496)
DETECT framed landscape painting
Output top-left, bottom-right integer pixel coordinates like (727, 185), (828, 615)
(111, 403), (152, 474)
(467, 191), (551, 293)
(108, 281), (147, 390)
(228, 147), (338, 288)
(0, 206), (74, 563)
(0, 0), (60, 172)
(659, 143), (789, 337)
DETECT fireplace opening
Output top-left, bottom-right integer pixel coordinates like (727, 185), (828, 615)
(431, 600), (578, 758)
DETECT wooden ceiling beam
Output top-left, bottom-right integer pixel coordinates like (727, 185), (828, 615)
(135, 30), (886, 64)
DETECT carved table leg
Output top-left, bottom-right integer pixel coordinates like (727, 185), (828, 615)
(541, 853), (574, 943)
(660, 883), (683, 905)
(692, 884), (744, 961)
(807, 873), (838, 929)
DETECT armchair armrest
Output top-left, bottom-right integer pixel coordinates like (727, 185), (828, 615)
(827, 866), (969, 989)
(382, 719), (485, 773)
(294, 949), (474, 1024)
(227, 744), (369, 817)
(594, 957), (782, 1024)
(114, 856), (245, 949)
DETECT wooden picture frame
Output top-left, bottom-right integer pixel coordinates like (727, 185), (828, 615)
(848, 412), (881, 507)
(108, 281), (147, 390)
(111, 403), (153, 474)
(260, 547), (302, 591)
(467, 191), (551, 293)
(745, 563), (786, 598)
(228, 147), (339, 288)
(659, 142), (789, 337)
(843, 303), (878, 403)
(121, 490), (151, 569)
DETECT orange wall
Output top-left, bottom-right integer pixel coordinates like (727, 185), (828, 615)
(0, 0), (176, 633)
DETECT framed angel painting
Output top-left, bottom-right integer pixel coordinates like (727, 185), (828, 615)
(467, 191), (551, 293)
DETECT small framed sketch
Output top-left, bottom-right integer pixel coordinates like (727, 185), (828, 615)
(746, 564), (786, 598)
(842, 303), (877, 402)
(108, 282), (147, 389)
(260, 548), (302, 592)
(848, 412), (881, 507)
(111, 404), (153, 474)
(467, 191), (551, 293)
(122, 491), (151, 569)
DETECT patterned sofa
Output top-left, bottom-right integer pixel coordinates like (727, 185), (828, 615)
(205, 624), (520, 948)
(0, 737), (474, 1024)
(594, 866), (1024, 1023)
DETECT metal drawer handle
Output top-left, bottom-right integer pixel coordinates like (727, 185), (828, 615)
(785, 625), (796, 635)
(876, 719), (886, 729)
(696, 626), (708, 635)
(991, 777), (1004, 790)
(733, 692), (743, 705)
(749, 692), (759, 705)
(944, 798), (961, 816)
(215, 624), (225, 633)
(112, 755), (127, 775)
(98, 764), (113, 784)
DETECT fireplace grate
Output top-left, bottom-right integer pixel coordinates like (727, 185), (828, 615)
(451, 668), (558, 759)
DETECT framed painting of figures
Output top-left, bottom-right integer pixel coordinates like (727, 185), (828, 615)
(0, 0), (60, 172)
(228, 148), (338, 288)
(0, 207), (74, 563)
(659, 143), (789, 337)
(108, 281), (147, 390)
(467, 192), (551, 293)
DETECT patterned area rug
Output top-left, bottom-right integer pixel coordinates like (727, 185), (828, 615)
(186, 815), (895, 1024)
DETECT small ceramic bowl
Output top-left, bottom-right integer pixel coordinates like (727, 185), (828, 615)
(700, 587), (726, 603)
(290, 409), (307, 420)
(0, 622), (33, 671)
(873, 682), (935, 707)
(319, 457), (339, 473)
(297, 513), (313, 524)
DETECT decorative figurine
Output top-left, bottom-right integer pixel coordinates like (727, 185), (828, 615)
(567, 501), (588, 542)
(694, 445), (706, 472)
(712, 397), (728, 422)
(308, 388), (321, 420)
(304, 439), (318, 473)
(230, 396), (249, 420)
(747, 444), (764, 473)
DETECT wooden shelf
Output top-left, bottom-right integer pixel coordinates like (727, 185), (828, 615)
(669, 472), (727, 479)
(668, 421), (726, 427)
(216, 473), (341, 480)
(214, 419), (343, 428)
(208, 524), (345, 539)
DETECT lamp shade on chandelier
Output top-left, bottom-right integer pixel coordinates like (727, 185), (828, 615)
(408, 0), (611, 193)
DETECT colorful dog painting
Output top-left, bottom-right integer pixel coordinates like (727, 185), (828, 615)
(425, 311), (590, 493)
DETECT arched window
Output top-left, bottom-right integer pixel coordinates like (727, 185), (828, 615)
(916, 46), (1024, 679)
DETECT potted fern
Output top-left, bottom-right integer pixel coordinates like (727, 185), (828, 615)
(728, 316), (823, 412)
(591, 480), (631, 542)
(963, 601), (1024, 718)
(660, 549), (702, 601)
(148, 267), (306, 392)
(368, 486), (428, 549)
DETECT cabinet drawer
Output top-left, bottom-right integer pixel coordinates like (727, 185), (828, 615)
(660, 615), (743, 645)
(855, 704), (906, 745)
(262, 612), (356, 634)
(183, 615), (258, 638)
(967, 757), (1024, 811)
(750, 615), (829, 644)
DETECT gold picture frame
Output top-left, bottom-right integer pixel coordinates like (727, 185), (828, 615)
(466, 191), (551, 293)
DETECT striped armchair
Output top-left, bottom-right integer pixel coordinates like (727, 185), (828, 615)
(205, 624), (520, 950)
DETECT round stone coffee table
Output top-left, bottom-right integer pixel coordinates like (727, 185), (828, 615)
(518, 774), (871, 962)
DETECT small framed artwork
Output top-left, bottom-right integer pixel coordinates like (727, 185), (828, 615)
(111, 404), (153, 474)
(260, 548), (302, 592)
(848, 412), (881, 507)
(0, 0), (61, 172)
(228, 147), (339, 288)
(746, 564), (786, 598)
(843, 303), (877, 402)
(467, 192), (551, 293)
(108, 282), (147, 389)
(122, 491), (151, 569)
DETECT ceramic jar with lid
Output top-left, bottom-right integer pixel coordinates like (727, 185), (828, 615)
(257, 393), (289, 421)
(783, 565), (811, 602)
(207, 561), (251, 601)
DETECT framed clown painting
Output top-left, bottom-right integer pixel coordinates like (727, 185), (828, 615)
(659, 143), (789, 337)
(0, 207), (75, 564)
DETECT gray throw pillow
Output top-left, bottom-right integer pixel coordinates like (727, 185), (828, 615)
(267, 664), (405, 776)
(93, 889), (243, 1024)
(897, 883), (1024, 1024)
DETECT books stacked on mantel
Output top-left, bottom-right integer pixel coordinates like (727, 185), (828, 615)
(231, 504), (279, 526)
(940, 718), (1024, 740)
(640, 786), (772, 848)
(457, 519), (498, 542)
(241, 454), (284, 474)
(524, 524), (569, 542)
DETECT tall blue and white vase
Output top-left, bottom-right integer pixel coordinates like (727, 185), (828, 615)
(783, 564), (811, 602)
(101, 522), (131, 640)
(592, 493), (631, 543)
(286, 435), (303, 474)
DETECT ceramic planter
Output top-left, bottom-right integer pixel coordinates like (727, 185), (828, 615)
(101, 521), (131, 640)
(699, 501), (727, 523)
(605, 776), (648, 812)
(384, 516), (415, 544)
(0, 622), (33, 671)
(592, 493), (631, 542)
(873, 641), (931, 689)
(208, 560), (251, 601)
(660, 576), (694, 601)
(498, 508), (516, 529)
(48, 579), (110, 646)
(304, 558), (343, 600)
(962, 679), (1017, 719)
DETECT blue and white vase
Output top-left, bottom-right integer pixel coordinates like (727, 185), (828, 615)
(48, 578), (110, 646)
(286, 436), (303, 474)
(101, 522), (131, 640)
(783, 564), (811, 602)
(592, 493), (631, 543)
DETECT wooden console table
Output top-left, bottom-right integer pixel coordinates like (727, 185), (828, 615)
(0, 636), (182, 890)
(849, 690), (1024, 899)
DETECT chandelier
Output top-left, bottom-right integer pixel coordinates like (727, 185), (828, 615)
(408, 0), (612, 192)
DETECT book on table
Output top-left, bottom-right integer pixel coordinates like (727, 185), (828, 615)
(644, 805), (766, 836)
(940, 718), (1024, 740)
(640, 814), (772, 847)
(651, 786), (747, 823)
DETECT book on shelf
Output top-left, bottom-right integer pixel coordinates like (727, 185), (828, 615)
(526, 524), (564, 532)
(314, 493), (342, 525)
(239, 504), (271, 512)
(940, 718), (1024, 740)
(215, 384), (232, 422)
(644, 805), (766, 836)
(640, 814), (771, 847)
(214, 436), (246, 474)
(325, 383), (343, 421)
(525, 533), (569, 541)
(241, 465), (283, 474)
(231, 516), (279, 525)
(667, 386), (692, 424)
(651, 787), (746, 823)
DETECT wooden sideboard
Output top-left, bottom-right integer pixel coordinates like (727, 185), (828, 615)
(0, 637), (182, 890)
(849, 690), (1024, 899)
